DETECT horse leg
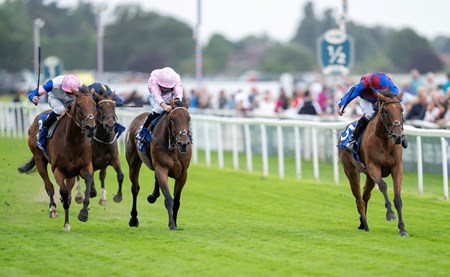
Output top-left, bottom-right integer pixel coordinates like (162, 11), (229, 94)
(74, 176), (83, 204)
(147, 175), (160, 204)
(362, 177), (376, 220)
(112, 157), (124, 203)
(34, 155), (58, 218)
(172, 173), (187, 228)
(155, 168), (176, 230)
(392, 166), (408, 237)
(89, 174), (97, 198)
(128, 159), (142, 227)
(99, 168), (107, 206)
(344, 167), (368, 231)
(375, 178), (396, 221)
(78, 168), (93, 222)
(54, 169), (70, 231)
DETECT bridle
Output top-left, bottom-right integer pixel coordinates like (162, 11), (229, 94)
(65, 95), (96, 132)
(379, 100), (403, 139)
(167, 107), (191, 152)
(92, 99), (120, 144)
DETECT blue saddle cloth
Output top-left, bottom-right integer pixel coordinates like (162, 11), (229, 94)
(337, 122), (365, 167)
(136, 112), (166, 153)
(115, 122), (126, 139)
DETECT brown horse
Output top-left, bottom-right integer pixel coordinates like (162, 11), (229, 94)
(339, 90), (408, 236)
(74, 92), (124, 205)
(18, 87), (97, 231)
(125, 98), (191, 230)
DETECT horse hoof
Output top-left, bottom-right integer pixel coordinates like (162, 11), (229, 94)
(147, 194), (158, 204)
(49, 207), (58, 218)
(399, 231), (409, 237)
(78, 210), (89, 222)
(129, 217), (139, 227)
(113, 194), (122, 203)
(99, 199), (107, 206)
(386, 212), (397, 221)
(63, 223), (70, 232)
(169, 225), (177, 230)
(90, 189), (97, 198)
(75, 193), (83, 204)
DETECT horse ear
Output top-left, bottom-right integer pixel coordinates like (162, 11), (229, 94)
(184, 97), (190, 109)
(376, 91), (389, 102)
(169, 98), (176, 108)
(73, 89), (81, 97)
(396, 91), (404, 100)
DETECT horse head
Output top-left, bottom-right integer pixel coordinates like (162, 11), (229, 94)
(72, 87), (97, 138)
(168, 98), (191, 153)
(376, 90), (404, 145)
(94, 90), (117, 133)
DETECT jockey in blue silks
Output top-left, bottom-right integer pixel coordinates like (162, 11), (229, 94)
(337, 72), (408, 154)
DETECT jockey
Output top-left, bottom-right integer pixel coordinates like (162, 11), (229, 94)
(28, 74), (82, 153)
(88, 82), (124, 107)
(337, 72), (408, 154)
(135, 67), (184, 142)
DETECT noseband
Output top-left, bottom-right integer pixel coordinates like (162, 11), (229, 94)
(380, 100), (403, 139)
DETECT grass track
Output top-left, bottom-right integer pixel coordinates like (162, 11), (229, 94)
(1, 137), (449, 276)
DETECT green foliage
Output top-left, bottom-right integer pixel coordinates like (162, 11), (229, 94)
(1, 137), (450, 276)
(261, 43), (315, 73)
(203, 34), (233, 75)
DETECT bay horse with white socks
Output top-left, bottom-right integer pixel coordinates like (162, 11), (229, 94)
(339, 90), (408, 236)
(18, 87), (97, 231)
(125, 98), (191, 230)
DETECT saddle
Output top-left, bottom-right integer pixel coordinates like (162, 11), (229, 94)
(337, 122), (366, 170)
(37, 112), (66, 139)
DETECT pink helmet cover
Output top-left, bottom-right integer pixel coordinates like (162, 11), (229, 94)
(156, 67), (179, 88)
(62, 75), (81, 93)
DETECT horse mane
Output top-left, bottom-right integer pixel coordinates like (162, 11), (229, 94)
(379, 90), (396, 99)
(173, 99), (185, 107)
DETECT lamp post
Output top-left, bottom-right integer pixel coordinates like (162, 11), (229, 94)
(194, 0), (202, 89)
(96, 4), (107, 82)
(33, 18), (45, 75)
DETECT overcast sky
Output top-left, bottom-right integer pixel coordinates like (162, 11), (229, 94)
(56, 0), (450, 42)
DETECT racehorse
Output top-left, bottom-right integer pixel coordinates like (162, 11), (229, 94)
(125, 98), (191, 230)
(74, 92), (124, 205)
(339, 90), (408, 236)
(18, 87), (97, 231)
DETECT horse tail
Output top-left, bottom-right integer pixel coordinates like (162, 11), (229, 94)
(18, 157), (37, 174)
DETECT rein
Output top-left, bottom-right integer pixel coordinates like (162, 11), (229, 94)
(380, 100), (403, 138)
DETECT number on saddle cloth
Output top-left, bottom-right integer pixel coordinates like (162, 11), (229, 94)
(337, 122), (366, 169)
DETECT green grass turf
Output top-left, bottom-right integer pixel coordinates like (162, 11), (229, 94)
(0, 137), (449, 276)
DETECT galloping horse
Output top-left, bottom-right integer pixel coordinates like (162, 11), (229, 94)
(74, 92), (124, 205)
(18, 87), (97, 231)
(125, 98), (191, 230)
(339, 90), (408, 236)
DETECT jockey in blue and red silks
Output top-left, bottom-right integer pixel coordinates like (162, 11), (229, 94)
(337, 72), (408, 154)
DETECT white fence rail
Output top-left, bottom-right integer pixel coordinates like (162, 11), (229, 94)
(2, 102), (449, 200)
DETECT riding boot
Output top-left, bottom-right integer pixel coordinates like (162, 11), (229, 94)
(401, 135), (408, 149)
(135, 112), (160, 142)
(37, 111), (58, 152)
(346, 116), (369, 154)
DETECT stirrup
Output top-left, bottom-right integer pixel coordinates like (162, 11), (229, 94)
(346, 140), (357, 154)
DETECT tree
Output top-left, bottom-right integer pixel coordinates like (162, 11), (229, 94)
(260, 43), (315, 73)
(386, 28), (441, 72)
(203, 34), (233, 75)
(291, 1), (321, 55)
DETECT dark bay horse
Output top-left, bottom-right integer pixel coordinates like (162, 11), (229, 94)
(18, 87), (97, 231)
(125, 98), (191, 230)
(74, 92), (124, 205)
(339, 91), (408, 236)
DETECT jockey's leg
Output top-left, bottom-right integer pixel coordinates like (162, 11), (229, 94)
(346, 116), (369, 154)
(37, 111), (58, 151)
(136, 112), (160, 142)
